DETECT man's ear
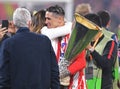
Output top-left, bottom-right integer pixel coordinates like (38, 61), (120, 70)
(9, 21), (14, 27)
(106, 20), (111, 28)
(27, 20), (32, 28)
(58, 16), (64, 25)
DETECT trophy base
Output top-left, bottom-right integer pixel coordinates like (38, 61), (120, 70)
(60, 76), (70, 86)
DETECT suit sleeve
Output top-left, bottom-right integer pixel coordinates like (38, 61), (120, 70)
(50, 41), (60, 89)
(91, 40), (117, 69)
(0, 40), (10, 89)
(68, 50), (86, 75)
(41, 22), (72, 40)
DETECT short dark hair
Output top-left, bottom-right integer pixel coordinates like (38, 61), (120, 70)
(46, 5), (65, 16)
(97, 10), (110, 27)
(84, 13), (102, 27)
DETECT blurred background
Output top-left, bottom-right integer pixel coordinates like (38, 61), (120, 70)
(0, 0), (120, 33)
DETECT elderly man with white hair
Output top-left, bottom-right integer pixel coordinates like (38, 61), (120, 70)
(0, 7), (60, 89)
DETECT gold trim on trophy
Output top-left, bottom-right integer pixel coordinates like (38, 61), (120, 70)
(75, 13), (101, 31)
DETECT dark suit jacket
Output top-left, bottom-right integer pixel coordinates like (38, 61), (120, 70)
(0, 27), (60, 89)
(0, 33), (10, 46)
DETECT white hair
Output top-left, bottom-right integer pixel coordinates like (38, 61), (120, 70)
(13, 8), (31, 28)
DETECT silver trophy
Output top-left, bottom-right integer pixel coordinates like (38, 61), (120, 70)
(58, 57), (70, 86)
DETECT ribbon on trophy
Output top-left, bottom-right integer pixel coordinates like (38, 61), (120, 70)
(59, 13), (102, 86)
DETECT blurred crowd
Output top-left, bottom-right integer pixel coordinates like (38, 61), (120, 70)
(75, 0), (120, 33)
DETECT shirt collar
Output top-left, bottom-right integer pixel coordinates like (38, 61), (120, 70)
(16, 27), (30, 33)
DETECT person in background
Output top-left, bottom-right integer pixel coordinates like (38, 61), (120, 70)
(0, 7), (60, 89)
(97, 10), (119, 89)
(0, 26), (7, 41)
(117, 24), (120, 41)
(30, 9), (46, 34)
(97, 10), (118, 43)
(0, 21), (15, 46)
(86, 13), (118, 89)
(75, 3), (92, 16)
(117, 24), (120, 66)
